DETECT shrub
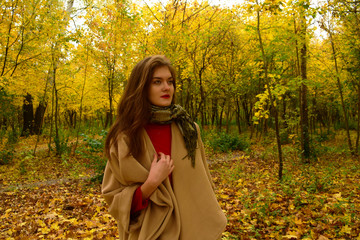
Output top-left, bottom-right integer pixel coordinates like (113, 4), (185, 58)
(78, 130), (107, 183)
(53, 128), (70, 156)
(0, 128), (19, 165)
(7, 127), (19, 145)
(0, 149), (14, 165)
(334, 120), (357, 131)
(207, 131), (250, 153)
(314, 130), (335, 143)
(280, 129), (290, 145)
(19, 159), (27, 175)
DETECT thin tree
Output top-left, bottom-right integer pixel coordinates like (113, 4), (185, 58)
(73, 44), (89, 155)
(255, 0), (283, 180)
(320, 8), (354, 155)
(299, 5), (311, 163)
(47, 0), (75, 155)
(33, 72), (49, 156)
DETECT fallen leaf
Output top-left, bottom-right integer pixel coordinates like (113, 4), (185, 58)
(318, 235), (329, 240)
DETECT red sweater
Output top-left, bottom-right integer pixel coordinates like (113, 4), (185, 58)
(130, 123), (172, 214)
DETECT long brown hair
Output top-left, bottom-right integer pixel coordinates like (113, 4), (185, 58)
(105, 55), (176, 159)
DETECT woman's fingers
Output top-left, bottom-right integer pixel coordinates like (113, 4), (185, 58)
(154, 152), (174, 172)
(158, 152), (165, 160)
(169, 158), (174, 167)
(147, 152), (175, 187)
(158, 152), (171, 163)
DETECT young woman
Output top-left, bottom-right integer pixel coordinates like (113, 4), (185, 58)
(102, 55), (227, 240)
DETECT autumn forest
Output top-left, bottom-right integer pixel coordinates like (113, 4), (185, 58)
(1, 0), (360, 239)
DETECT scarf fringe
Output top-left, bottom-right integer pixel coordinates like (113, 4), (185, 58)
(150, 104), (198, 167)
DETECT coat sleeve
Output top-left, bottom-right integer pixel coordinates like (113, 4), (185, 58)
(194, 123), (215, 189)
(101, 135), (149, 233)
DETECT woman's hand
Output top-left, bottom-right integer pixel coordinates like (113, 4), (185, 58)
(148, 152), (174, 185)
(141, 152), (174, 200)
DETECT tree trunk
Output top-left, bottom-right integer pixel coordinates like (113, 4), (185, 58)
(48, 74), (55, 156)
(225, 97), (232, 134)
(65, 109), (77, 128)
(236, 98), (242, 134)
(211, 98), (217, 126)
(73, 45), (89, 155)
(54, 75), (61, 156)
(104, 111), (112, 129)
(1, 0), (17, 77)
(106, 77), (114, 128)
(34, 65), (49, 156)
(33, 101), (47, 135)
(218, 99), (225, 132)
(47, 0), (74, 156)
(326, 24), (354, 154)
(21, 93), (34, 136)
(256, 3), (283, 180)
(195, 67), (206, 124)
(242, 97), (252, 127)
(356, 83), (360, 151)
(282, 93), (290, 133)
(299, 12), (310, 163)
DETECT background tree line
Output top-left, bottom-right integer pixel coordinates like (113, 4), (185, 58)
(1, 0), (359, 177)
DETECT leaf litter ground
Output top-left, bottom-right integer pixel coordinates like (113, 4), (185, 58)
(1, 137), (360, 239)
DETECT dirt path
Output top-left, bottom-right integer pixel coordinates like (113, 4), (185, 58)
(0, 175), (93, 193)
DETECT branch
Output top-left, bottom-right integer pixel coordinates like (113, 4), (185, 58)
(142, 0), (164, 26)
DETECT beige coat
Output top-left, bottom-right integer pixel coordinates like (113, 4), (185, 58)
(102, 122), (227, 240)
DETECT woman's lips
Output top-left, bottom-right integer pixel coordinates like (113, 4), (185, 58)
(161, 95), (170, 98)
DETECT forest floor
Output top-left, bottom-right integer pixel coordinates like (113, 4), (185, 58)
(0, 134), (360, 239)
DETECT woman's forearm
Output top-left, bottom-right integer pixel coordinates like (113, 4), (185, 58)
(140, 178), (158, 200)
(141, 152), (174, 200)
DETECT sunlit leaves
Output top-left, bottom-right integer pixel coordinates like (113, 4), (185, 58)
(0, 0), (356, 135)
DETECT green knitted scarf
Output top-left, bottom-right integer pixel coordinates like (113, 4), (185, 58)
(149, 104), (198, 167)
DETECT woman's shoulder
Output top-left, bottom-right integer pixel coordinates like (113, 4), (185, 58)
(109, 129), (147, 155)
(109, 131), (130, 153)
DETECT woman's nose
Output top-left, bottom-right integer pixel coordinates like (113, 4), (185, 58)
(163, 82), (170, 90)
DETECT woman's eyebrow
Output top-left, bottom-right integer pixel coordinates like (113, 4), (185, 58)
(152, 76), (173, 79)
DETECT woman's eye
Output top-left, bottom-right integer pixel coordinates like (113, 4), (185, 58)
(168, 80), (174, 85)
(153, 80), (161, 84)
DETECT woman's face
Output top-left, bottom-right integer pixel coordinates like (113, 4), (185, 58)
(148, 65), (174, 107)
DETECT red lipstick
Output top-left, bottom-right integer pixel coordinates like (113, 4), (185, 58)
(161, 95), (170, 98)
